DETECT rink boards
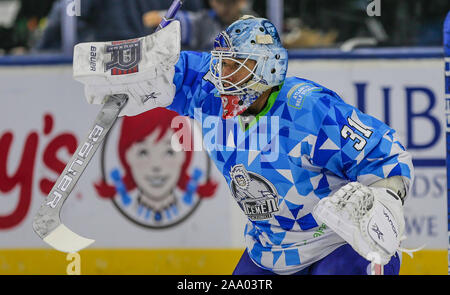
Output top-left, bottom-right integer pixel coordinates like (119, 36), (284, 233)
(0, 50), (447, 275)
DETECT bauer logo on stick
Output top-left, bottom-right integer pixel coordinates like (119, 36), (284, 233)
(105, 39), (142, 75)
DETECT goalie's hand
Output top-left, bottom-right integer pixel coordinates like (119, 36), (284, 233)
(312, 182), (405, 265)
(72, 21), (181, 117)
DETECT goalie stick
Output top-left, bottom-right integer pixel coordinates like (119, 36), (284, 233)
(32, 94), (127, 252)
(32, 0), (185, 253)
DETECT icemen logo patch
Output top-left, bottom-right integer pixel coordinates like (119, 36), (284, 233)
(105, 39), (141, 75)
(230, 164), (279, 221)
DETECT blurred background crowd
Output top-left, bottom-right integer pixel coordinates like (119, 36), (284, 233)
(0, 0), (448, 55)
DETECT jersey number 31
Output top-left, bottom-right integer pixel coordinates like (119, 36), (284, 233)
(340, 117), (373, 151)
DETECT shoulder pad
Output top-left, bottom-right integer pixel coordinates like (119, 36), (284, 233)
(286, 82), (323, 110)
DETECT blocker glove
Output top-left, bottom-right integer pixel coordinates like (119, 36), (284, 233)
(73, 21), (181, 117)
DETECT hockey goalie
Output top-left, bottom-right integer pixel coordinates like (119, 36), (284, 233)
(73, 16), (414, 275)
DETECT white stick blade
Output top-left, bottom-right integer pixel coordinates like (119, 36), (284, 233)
(43, 224), (94, 253)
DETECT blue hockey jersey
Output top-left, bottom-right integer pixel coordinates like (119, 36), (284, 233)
(167, 51), (414, 274)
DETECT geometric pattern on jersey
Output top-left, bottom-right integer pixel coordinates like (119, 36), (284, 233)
(167, 51), (414, 274)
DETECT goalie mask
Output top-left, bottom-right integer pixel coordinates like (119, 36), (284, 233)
(210, 16), (288, 119)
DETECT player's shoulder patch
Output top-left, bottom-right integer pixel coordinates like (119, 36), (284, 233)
(286, 82), (322, 110)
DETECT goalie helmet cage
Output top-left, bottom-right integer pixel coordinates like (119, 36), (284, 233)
(444, 10), (450, 276)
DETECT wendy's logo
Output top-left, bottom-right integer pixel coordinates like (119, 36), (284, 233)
(96, 108), (218, 229)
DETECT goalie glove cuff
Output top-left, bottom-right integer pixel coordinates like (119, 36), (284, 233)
(360, 186), (405, 261)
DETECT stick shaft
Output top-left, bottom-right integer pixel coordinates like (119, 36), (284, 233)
(33, 94), (128, 238)
(370, 262), (384, 275)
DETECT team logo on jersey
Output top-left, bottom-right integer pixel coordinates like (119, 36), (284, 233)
(96, 108), (218, 229)
(230, 164), (279, 221)
(105, 39), (141, 75)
